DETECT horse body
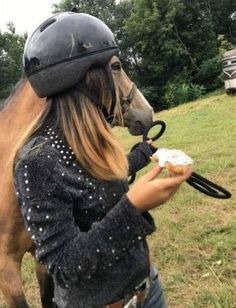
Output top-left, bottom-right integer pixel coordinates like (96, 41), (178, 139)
(0, 81), (51, 307)
(0, 57), (154, 307)
(0, 81), (43, 258)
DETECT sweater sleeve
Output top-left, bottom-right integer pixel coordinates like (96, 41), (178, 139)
(127, 141), (156, 175)
(14, 147), (155, 288)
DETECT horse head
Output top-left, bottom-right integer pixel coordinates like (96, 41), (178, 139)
(110, 56), (154, 136)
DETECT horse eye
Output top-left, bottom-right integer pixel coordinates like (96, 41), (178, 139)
(111, 62), (122, 71)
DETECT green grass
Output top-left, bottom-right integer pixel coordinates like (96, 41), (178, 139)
(117, 93), (236, 307)
(0, 93), (235, 307)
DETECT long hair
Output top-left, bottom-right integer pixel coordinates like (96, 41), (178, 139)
(13, 67), (128, 180)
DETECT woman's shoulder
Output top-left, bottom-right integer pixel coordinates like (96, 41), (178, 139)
(16, 135), (60, 168)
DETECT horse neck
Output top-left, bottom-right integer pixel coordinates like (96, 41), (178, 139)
(0, 80), (46, 153)
(0, 80), (45, 128)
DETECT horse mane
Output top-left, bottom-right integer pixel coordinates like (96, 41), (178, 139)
(0, 78), (27, 112)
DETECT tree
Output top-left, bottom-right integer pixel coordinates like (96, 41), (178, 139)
(0, 23), (27, 99)
(52, 0), (116, 28)
(124, 0), (223, 109)
(199, 0), (236, 41)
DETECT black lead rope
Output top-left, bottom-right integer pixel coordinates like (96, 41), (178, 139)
(129, 120), (232, 199)
(187, 172), (232, 199)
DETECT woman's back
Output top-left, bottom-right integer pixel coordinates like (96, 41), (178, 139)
(14, 117), (156, 307)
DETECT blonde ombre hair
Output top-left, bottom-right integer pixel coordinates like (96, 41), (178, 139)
(13, 67), (128, 180)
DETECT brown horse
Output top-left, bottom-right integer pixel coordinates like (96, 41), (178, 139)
(0, 56), (154, 308)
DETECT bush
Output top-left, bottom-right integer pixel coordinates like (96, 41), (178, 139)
(164, 82), (206, 108)
(139, 85), (167, 111)
(188, 83), (206, 101)
(193, 56), (223, 91)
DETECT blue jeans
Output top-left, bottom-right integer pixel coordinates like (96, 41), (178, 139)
(142, 266), (167, 308)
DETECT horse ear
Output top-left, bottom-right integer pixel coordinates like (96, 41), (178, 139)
(71, 6), (79, 13)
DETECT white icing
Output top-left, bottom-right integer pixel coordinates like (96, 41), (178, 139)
(153, 148), (193, 167)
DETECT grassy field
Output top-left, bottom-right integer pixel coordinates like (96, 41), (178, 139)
(0, 93), (235, 307)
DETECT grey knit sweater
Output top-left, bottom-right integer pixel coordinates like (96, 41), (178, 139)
(13, 122), (156, 308)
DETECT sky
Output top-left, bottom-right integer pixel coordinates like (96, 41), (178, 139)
(0, 0), (61, 35)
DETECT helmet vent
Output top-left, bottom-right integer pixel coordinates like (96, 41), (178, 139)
(40, 18), (57, 32)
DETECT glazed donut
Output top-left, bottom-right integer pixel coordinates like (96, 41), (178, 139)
(151, 148), (193, 174)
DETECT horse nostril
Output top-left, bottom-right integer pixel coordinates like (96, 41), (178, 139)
(136, 121), (145, 130)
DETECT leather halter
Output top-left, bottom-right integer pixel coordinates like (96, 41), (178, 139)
(104, 82), (137, 125)
(78, 75), (137, 124)
(120, 83), (137, 113)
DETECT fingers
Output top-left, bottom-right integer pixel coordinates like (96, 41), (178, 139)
(153, 167), (193, 188)
(139, 165), (163, 183)
(183, 167), (193, 179)
(146, 139), (158, 150)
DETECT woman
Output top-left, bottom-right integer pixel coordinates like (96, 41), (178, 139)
(13, 12), (192, 308)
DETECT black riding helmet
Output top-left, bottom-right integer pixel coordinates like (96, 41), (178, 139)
(23, 12), (119, 98)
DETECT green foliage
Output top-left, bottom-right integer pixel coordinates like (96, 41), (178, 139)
(52, 0), (116, 29)
(140, 85), (166, 111)
(193, 56), (222, 91)
(188, 83), (206, 101)
(0, 23), (26, 99)
(200, 0), (236, 42)
(164, 82), (189, 108)
(123, 0), (225, 109)
(164, 82), (206, 107)
(217, 34), (235, 58)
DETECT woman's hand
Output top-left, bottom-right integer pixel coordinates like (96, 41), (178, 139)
(126, 165), (192, 212)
